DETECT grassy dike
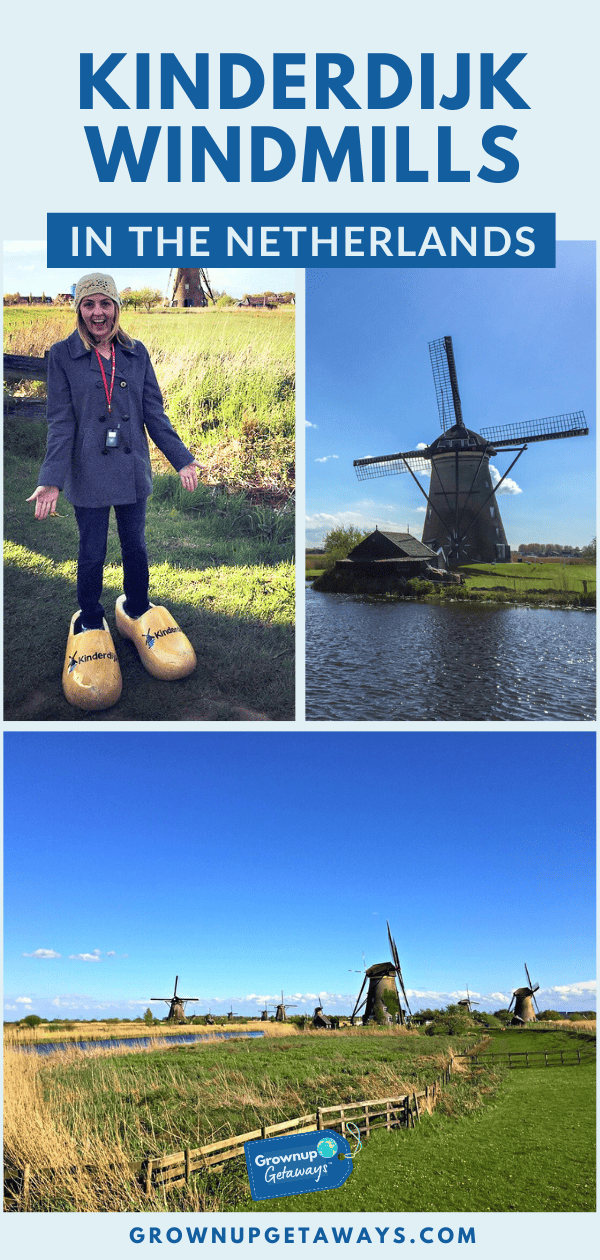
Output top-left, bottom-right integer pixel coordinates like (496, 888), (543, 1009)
(4, 307), (295, 721)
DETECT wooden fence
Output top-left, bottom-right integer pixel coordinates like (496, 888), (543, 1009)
(455, 1048), (594, 1070)
(6, 1061), (456, 1205)
(4, 352), (48, 422)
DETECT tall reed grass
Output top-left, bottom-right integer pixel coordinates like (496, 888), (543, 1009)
(4, 308), (295, 496)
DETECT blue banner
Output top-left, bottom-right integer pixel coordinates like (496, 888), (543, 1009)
(244, 1129), (353, 1201)
(47, 213), (555, 268)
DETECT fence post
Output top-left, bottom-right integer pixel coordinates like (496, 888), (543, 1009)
(261, 1124), (267, 1140)
(386, 1101), (391, 1132)
(317, 1108), (323, 1131)
(185, 1149), (191, 1183)
(412, 1093), (419, 1124)
(365, 1105), (370, 1139)
(341, 1107), (346, 1138)
(526, 1052), (529, 1068)
(544, 1053), (548, 1067)
(22, 1164), (31, 1208)
(577, 1049), (581, 1064)
(560, 1051), (564, 1065)
(145, 1159), (154, 1197)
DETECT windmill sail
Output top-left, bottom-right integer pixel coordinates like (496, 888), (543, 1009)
(429, 336), (464, 431)
(481, 411), (588, 447)
(354, 451), (431, 480)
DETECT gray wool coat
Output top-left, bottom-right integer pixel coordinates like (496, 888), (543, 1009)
(38, 330), (194, 507)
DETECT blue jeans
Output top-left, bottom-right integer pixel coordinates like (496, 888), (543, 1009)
(74, 500), (150, 628)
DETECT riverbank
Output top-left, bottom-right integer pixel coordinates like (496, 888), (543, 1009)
(310, 560), (595, 609)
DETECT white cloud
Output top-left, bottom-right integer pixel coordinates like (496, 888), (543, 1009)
(305, 420), (318, 429)
(315, 455), (339, 463)
(416, 506), (426, 513)
(16, 996), (32, 1006)
(547, 981), (596, 996)
(69, 951), (102, 962)
(4, 1004), (17, 1011)
(23, 948), (61, 959)
(490, 464), (522, 495)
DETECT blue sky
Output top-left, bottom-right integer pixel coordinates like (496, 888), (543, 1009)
(4, 731), (595, 1018)
(305, 243), (596, 548)
(2, 242), (295, 301)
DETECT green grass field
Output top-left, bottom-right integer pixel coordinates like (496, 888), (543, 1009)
(255, 1029), (596, 1213)
(4, 306), (295, 497)
(6, 1026), (594, 1213)
(461, 562), (595, 597)
(3, 308), (295, 720)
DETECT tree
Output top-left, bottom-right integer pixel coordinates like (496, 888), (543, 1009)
(121, 287), (163, 312)
(21, 1014), (43, 1027)
(493, 1009), (512, 1022)
(582, 537), (596, 562)
(143, 1007), (153, 1025)
(323, 525), (369, 567)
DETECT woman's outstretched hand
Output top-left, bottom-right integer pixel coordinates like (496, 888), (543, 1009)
(178, 462), (200, 493)
(26, 486), (60, 519)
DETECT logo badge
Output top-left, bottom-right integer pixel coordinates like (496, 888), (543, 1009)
(244, 1129), (352, 1202)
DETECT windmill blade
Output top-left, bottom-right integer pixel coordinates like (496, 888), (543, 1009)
(354, 450), (431, 481)
(429, 335), (464, 431)
(174, 976), (179, 997)
(351, 975), (368, 1019)
(396, 963), (412, 1018)
(199, 268), (216, 303)
(481, 411), (587, 448)
(524, 963), (535, 992)
(387, 921), (401, 972)
(387, 921), (411, 1017)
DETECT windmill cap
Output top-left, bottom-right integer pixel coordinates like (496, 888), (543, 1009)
(74, 272), (121, 310)
(428, 422), (489, 452)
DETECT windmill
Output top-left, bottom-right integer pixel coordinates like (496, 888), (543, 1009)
(508, 963), (540, 1024)
(166, 268), (215, 308)
(151, 975), (198, 1024)
(274, 991), (297, 1022)
(351, 923), (412, 1026)
(457, 985), (479, 1014)
(353, 334), (588, 568)
(312, 1004), (332, 1029)
(226, 1005), (239, 1022)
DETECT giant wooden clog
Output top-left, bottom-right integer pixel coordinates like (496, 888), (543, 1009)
(62, 614), (122, 711)
(115, 596), (196, 680)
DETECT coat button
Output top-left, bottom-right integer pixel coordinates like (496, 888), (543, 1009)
(122, 414), (130, 421)
(120, 380), (127, 388)
(124, 447), (131, 454)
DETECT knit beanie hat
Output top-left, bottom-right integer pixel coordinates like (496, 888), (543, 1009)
(74, 273), (121, 311)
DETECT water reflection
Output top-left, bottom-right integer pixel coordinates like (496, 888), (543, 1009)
(25, 1030), (265, 1057)
(306, 591), (595, 721)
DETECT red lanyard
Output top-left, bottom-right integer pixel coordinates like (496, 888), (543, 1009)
(95, 344), (116, 415)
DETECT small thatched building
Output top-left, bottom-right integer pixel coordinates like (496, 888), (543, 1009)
(313, 529), (460, 595)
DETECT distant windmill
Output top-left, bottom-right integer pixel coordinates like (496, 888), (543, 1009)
(351, 923), (412, 1026)
(226, 1005), (239, 1022)
(166, 268), (215, 308)
(204, 1009), (215, 1026)
(274, 991), (297, 1022)
(151, 975), (198, 1024)
(354, 334), (588, 567)
(508, 963), (540, 1024)
(312, 1004), (332, 1030)
(457, 985), (480, 1014)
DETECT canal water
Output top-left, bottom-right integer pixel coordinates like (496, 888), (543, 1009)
(305, 590), (596, 721)
(26, 1030), (266, 1057)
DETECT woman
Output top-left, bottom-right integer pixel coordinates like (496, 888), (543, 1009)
(28, 272), (200, 711)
